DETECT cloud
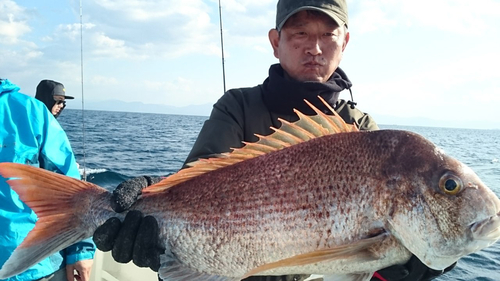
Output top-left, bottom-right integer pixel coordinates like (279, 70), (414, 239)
(0, 0), (31, 44)
(142, 77), (214, 106)
(0, 0), (41, 73)
(355, 51), (500, 122)
(55, 22), (95, 42)
(91, 32), (136, 59)
(2, 0), (275, 67)
(349, 0), (500, 35)
(78, 0), (222, 59)
(222, 0), (275, 13)
(89, 75), (119, 86)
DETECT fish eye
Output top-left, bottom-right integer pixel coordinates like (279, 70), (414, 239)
(439, 172), (463, 195)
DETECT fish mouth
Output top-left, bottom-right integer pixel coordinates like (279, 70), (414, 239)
(455, 212), (500, 257)
(470, 211), (500, 243)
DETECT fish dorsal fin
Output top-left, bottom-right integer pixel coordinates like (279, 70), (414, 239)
(142, 97), (358, 194)
(241, 233), (388, 279)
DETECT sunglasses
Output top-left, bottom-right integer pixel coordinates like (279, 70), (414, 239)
(55, 100), (66, 105)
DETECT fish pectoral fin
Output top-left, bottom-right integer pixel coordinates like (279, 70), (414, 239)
(322, 272), (374, 281)
(242, 233), (388, 278)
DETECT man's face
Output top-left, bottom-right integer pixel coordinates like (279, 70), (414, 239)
(52, 96), (66, 116)
(269, 10), (349, 83)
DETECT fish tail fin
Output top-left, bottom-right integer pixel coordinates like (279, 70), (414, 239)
(0, 162), (110, 279)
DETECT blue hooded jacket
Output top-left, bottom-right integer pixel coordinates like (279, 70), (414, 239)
(0, 79), (95, 281)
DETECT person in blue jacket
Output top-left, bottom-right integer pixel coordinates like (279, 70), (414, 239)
(0, 78), (95, 281)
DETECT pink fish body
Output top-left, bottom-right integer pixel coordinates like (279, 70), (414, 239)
(0, 99), (499, 281)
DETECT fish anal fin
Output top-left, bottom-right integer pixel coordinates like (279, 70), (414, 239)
(158, 252), (238, 281)
(242, 233), (387, 278)
(322, 273), (374, 281)
(143, 96), (356, 195)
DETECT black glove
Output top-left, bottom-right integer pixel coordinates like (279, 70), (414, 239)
(372, 255), (457, 281)
(93, 176), (164, 271)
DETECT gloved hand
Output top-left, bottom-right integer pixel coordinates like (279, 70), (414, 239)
(92, 176), (164, 271)
(372, 255), (457, 281)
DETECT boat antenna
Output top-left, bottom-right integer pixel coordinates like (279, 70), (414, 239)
(218, 0), (226, 93)
(79, 0), (87, 181)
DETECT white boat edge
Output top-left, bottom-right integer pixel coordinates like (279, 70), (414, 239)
(90, 250), (159, 281)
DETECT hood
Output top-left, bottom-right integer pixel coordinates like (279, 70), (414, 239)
(262, 64), (353, 115)
(35, 80), (73, 118)
(0, 79), (21, 95)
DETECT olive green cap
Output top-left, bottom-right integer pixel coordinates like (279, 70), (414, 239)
(276, 0), (348, 30)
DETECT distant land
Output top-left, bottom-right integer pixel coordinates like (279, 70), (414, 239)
(373, 115), (500, 130)
(66, 99), (214, 117)
(66, 100), (500, 130)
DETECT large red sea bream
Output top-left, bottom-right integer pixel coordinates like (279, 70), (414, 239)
(0, 98), (499, 281)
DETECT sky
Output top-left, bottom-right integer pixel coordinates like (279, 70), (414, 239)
(1, 0), (500, 129)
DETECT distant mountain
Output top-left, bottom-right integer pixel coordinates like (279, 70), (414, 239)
(372, 114), (500, 130)
(66, 100), (500, 130)
(65, 100), (213, 117)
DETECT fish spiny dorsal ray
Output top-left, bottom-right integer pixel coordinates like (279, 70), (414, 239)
(142, 96), (359, 194)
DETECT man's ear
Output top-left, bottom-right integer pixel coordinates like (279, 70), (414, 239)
(268, 29), (280, 59)
(342, 31), (350, 51)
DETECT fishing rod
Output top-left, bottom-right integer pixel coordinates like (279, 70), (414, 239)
(218, 0), (226, 93)
(79, 0), (87, 181)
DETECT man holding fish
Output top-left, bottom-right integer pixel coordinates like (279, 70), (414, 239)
(93, 0), (458, 280)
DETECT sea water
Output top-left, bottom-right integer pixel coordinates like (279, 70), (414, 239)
(59, 109), (500, 280)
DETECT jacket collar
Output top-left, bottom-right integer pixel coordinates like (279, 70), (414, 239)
(262, 64), (352, 115)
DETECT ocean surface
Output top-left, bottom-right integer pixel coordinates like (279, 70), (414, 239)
(59, 109), (500, 280)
